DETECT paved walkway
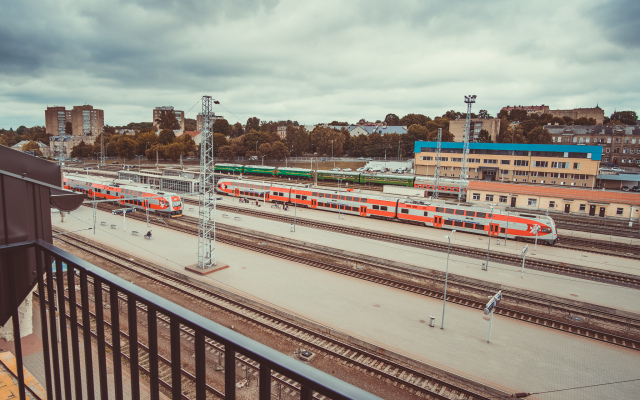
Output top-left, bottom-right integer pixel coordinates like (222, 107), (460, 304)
(52, 204), (640, 399)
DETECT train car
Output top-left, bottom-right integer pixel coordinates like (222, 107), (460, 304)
(413, 177), (467, 197)
(214, 163), (245, 174)
(395, 200), (557, 244)
(216, 179), (271, 201)
(276, 167), (313, 180)
(243, 165), (276, 177)
(316, 170), (361, 183)
(359, 173), (414, 187)
(63, 175), (183, 217)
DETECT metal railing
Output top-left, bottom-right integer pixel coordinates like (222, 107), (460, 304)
(1, 240), (380, 400)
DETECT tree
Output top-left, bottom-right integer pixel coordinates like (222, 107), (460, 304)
(384, 114), (400, 125)
(269, 141), (289, 161)
(246, 117), (260, 133)
(610, 111), (638, 125)
(158, 129), (176, 145)
(217, 145), (234, 160)
(231, 123), (244, 138)
(184, 118), (197, 131)
(135, 131), (158, 155)
(349, 135), (368, 157)
(508, 109), (528, 122)
(574, 117), (597, 125)
(477, 129), (492, 143)
(21, 141), (42, 156)
(285, 125), (309, 156)
(211, 133), (228, 151)
(177, 134), (197, 155)
(497, 126), (526, 143)
(115, 136), (136, 159)
(228, 138), (246, 157)
(328, 121), (349, 126)
(526, 127), (552, 144)
(406, 124), (429, 144)
(211, 119), (231, 136)
(155, 111), (180, 130)
(442, 110), (464, 120)
(561, 116), (573, 125)
(309, 126), (343, 156)
(399, 113), (430, 127)
(65, 121), (73, 135)
(478, 109), (491, 119)
(71, 140), (94, 158)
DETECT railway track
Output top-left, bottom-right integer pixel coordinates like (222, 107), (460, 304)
(54, 228), (503, 399)
(182, 199), (640, 286)
(84, 205), (640, 351)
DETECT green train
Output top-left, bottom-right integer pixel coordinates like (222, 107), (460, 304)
(214, 164), (415, 187)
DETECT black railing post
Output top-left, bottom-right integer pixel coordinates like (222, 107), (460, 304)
(45, 253), (63, 400)
(225, 346), (236, 399)
(195, 331), (206, 400)
(55, 258), (73, 399)
(34, 249), (53, 398)
(170, 319), (181, 400)
(110, 284), (123, 400)
(66, 263), (83, 400)
(259, 364), (271, 399)
(6, 252), (26, 400)
(79, 269), (96, 400)
(93, 277), (109, 399)
(128, 296), (140, 399)
(148, 306), (160, 400)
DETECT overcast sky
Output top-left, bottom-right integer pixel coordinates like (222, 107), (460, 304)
(1, 0), (638, 129)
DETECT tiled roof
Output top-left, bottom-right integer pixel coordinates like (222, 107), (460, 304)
(182, 131), (200, 138)
(468, 181), (640, 205)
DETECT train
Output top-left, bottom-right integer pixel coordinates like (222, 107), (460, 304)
(216, 178), (558, 245)
(63, 175), (183, 217)
(214, 163), (467, 196)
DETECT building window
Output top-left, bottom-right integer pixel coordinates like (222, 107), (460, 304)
(528, 198), (537, 207)
(534, 161), (548, 168)
(501, 160), (511, 165)
(579, 204), (586, 211)
(472, 193), (480, 201)
(514, 170), (528, 176)
(573, 162), (580, 169)
(485, 194), (494, 202)
(549, 201), (555, 208)
(499, 196), (507, 203)
(617, 208), (624, 215)
(483, 159), (498, 164)
(514, 160), (529, 166)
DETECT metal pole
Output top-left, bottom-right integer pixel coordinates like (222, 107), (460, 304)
(484, 207), (493, 270)
(505, 211), (509, 246)
(294, 199), (297, 231)
(521, 244), (528, 278)
(535, 230), (538, 250)
(441, 230), (455, 329)
(487, 308), (494, 343)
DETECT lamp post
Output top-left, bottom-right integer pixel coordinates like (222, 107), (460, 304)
(484, 205), (494, 271)
(520, 244), (529, 278)
(255, 141), (258, 157)
(441, 230), (456, 329)
(331, 139), (335, 168)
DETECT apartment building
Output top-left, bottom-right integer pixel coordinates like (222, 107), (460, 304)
(499, 105), (605, 124)
(153, 106), (185, 132)
(196, 112), (223, 132)
(45, 105), (104, 136)
(414, 142), (602, 188)
(44, 106), (72, 135)
(449, 118), (501, 142)
(500, 105), (550, 116)
(547, 124), (640, 166)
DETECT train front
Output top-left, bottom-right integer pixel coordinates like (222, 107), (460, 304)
(169, 195), (183, 217)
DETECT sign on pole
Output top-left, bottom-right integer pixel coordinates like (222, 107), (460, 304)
(484, 290), (502, 343)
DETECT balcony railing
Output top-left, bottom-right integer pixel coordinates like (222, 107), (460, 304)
(1, 240), (379, 400)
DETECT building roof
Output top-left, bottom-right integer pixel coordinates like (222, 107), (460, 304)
(468, 181), (640, 206)
(414, 141), (603, 160)
(181, 131), (200, 138)
(11, 140), (49, 149)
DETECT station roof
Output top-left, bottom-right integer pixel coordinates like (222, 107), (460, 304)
(467, 181), (640, 206)
(468, 181), (640, 206)
(596, 173), (640, 182)
(414, 142), (603, 160)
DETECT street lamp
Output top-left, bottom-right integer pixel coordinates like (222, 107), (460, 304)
(520, 244), (529, 278)
(441, 230), (456, 329)
(331, 139), (335, 168)
(484, 205), (494, 271)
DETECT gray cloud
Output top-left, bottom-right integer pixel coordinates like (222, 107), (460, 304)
(1, 0), (638, 129)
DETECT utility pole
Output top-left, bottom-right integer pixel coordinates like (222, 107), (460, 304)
(197, 95), (217, 269)
(459, 95), (476, 202)
(434, 128), (442, 199)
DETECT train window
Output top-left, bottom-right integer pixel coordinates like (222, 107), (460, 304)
(332, 194), (338, 199)
(423, 211), (428, 217)
(401, 209), (409, 214)
(475, 224), (484, 230)
(373, 205), (380, 210)
(541, 227), (551, 233)
(476, 212), (486, 218)
(467, 211), (476, 217)
(346, 196), (352, 201)
(312, 192), (317, 196)
(444, 220), (453, 225)
(487, 213), (493, 219)
(435, 207), (444, 213)
(445, 208), (455, 214)
(454, 221), (464, 227)
(380, 206), (388, 211)
(455, 209), (465, 215)
(500, 228), (506, 233)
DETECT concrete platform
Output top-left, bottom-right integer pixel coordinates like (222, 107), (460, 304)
(52, 205), (640, 399)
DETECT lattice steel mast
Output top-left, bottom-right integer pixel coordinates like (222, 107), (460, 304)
(459, 95), (476, 202)
(433, 128), (442, 199)
(197, 96), (216, 268)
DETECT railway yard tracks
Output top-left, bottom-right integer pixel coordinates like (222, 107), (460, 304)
(185, 200), (640, 284)
(53, 228), (504, 400)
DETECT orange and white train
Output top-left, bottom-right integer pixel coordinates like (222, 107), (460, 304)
(63, 175), (183, 217)
(217, 178), (558, 245)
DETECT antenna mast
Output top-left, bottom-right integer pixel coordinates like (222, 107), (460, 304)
(197, 96), (216, 269)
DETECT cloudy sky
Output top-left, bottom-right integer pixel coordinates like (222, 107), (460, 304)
(1, 0), (638, 129)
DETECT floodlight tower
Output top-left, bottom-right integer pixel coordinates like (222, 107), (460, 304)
(433, 128), (442, 199)
(197, 96), (217, 269)
(459, 95), (476, 202)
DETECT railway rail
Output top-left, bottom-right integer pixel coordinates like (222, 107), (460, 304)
(87, 204), (640, 351)
(53, 228), (502, 400)
(182, 199), (640, 286)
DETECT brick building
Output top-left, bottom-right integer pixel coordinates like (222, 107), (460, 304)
(45, 105), (104, 136)
(499, 105), (605, 124)
(500, 105), (550, 116)
(196, 112), (223, 132)
(44, 106), (72, 135)
(449, 118), (501, 142)
(547, 124), (640, 166)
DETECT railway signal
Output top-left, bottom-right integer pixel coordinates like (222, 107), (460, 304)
(484, 290), (502, 343)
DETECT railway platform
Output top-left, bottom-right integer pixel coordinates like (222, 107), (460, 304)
(52, 205), (640, 399)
